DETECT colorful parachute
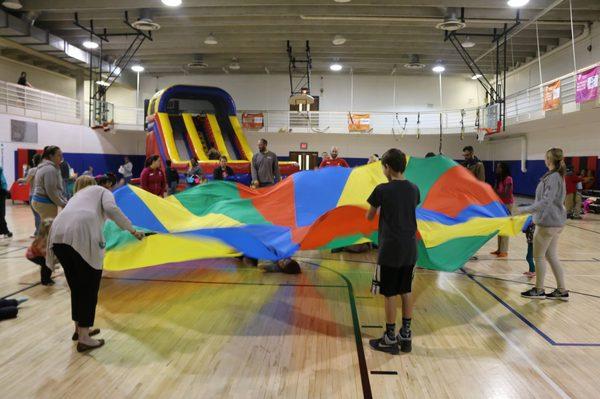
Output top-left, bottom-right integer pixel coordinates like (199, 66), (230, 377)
(103, 155), (529, 272)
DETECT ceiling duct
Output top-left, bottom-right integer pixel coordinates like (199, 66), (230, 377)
(435, 7), (466, 31)
(0, 9), (125, 80)
(131, 9), (160, 31)
(186, 54), (208, 69)
(403, 54), (426, 70)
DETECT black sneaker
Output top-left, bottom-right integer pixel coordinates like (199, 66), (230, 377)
(397, 331), (412, 353)
(545, 289), (569, 301)
(521, 287), (546, 299)
(369, 333), (399, 355)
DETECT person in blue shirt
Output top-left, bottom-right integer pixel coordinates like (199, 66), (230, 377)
(0, 166), (13, 238)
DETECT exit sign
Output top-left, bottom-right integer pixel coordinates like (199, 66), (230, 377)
(300, 142), (308, 150)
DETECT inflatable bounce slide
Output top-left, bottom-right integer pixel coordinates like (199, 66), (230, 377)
(146, 85), (298, 181)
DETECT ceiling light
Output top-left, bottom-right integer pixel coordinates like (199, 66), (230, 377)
(229, 58), (240, 70)
(507, 0), (529, 7)
(161, 0), (182, 6)
(471, 74), (482, 80)
(432, 64), (445, 73)
(95, 81), (110, 87)
(1, 0), (23, 10)
(204, 33), (218, 45)
(332, 35), (347, 45)
(330, 63), (343, 71)
(82, 40), (99, 49)
(131, 65), (145, 73)
(462, 37), (476, 48)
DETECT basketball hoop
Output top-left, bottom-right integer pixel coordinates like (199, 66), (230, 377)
(476, 128), (488, 142)
(289, 91), (315, 112)
(92, 119), (115, 133)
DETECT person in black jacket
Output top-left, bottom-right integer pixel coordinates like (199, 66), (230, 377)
(165, 159), (180, 195)
(213, 156), (235, 181)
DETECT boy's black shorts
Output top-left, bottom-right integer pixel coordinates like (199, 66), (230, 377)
(371, 264), (415, 297)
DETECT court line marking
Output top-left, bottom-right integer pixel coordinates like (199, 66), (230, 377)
(7, 264), (373, 398)
(102, 276), (346, 288)
(296, 255), (598, 265)
(446, 277), (572, 399)
(461, 272), (600, 300)
(461, 269), (600, 347)
(0, 246), (27, 256)
(370, 371), (398, 375)
(1, 273), (65, 300)
(565, 223), (600, 235)
(315, 262), (373, 399)
(1, 281), (41, 300)
(361, 325), (383, 329)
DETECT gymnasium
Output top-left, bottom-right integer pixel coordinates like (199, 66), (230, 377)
(1, 0), (599, 398)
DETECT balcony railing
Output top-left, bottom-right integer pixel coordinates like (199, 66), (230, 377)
(0, 80), (81, 124)
(235, 109), (482, 136)
(1, 59), (599, 135)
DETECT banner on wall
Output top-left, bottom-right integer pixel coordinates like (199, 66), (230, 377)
(576, 66), (599, 103)
(543, 81), (561, 111)
(348, 113), (371, 132)
(242, 113), (264, 129)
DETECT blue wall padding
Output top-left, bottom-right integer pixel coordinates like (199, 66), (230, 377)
(61, 153), (146, 178)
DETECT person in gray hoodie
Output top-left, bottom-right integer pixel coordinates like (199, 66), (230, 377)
(31, 146), (68, 220)
(515, 148), (568, 301)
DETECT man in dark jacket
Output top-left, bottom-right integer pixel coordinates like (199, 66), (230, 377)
(462, 146), (486, 182)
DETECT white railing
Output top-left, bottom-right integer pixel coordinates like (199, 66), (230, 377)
(0, 80), (81, 124)
(237, 108), (482, 136)
(112, 104), (145, 127)
(2, 59), (599, 135)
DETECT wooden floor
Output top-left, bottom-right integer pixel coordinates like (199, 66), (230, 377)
(1, 202), (600, 398)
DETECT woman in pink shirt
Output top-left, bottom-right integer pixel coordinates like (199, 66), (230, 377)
(491, 162), (514, 257)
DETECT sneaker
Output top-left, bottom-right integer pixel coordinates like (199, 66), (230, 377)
(397, 331), (412, 353)
(14, 296), (28, 305)
(369, 333), (399, 355)
(497, 252), (508, 258)
(545, 289), (569, 301)
(523, 271), (536, 278)
(490, 250), (500, 255)
(521, 287), (546, 299)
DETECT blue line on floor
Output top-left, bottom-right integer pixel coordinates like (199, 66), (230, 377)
(460, 268), (600, 347)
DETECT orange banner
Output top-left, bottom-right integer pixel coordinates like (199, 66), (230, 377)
(348, 113), (370, 132)
(242, 113), (264, 129)
(543, 80), (561, 111)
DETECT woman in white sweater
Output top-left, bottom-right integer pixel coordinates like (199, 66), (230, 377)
(47, 175), (145, 352)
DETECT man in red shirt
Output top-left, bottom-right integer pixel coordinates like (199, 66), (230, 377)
(319, 146), (349, 168)
(564, 166), (582, 219)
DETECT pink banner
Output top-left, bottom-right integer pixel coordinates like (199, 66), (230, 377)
(576, 66), (599, 103)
